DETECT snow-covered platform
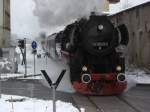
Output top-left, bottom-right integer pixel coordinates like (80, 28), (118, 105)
(0, 79), (78, 112)
(0, 94), (79, 112)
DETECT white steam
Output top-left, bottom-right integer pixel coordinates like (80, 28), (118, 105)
(33, 0), (106, 28)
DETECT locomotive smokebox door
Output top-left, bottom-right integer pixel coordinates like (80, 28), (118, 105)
(81, 15), (118, 56)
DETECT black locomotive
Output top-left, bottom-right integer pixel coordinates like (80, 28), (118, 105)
(48, 14), (129, 95)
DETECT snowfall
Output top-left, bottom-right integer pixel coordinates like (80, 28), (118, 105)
(0, 43), (150, 112)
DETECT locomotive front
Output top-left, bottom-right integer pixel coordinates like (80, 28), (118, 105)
(61, 14), (129, 95)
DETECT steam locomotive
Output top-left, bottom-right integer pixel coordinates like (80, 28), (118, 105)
(46, 14), (129, 95)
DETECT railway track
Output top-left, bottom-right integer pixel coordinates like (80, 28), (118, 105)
(72, 94), (98, 112)
(72, 93), (146, 112)
(116, 95), (141, 112)
(86, 96), (105, 112)
(86, 95), (141, 112)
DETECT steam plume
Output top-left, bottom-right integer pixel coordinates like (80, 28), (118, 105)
(33, 0), (105, 28)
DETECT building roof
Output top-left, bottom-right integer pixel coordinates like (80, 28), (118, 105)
(110, 1), (150, 16)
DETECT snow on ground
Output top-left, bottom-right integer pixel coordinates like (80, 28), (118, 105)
(125, 67), (150, 91)
(0, 94), (79, 112)
(126, 67), (150, 84)
(0, 73), (42, 79)
(0, 58), (13, 73)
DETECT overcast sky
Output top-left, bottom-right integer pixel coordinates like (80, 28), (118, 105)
(11, 0), (150, 39)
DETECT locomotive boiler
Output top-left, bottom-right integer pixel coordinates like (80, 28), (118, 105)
(46, 14), (129, 95)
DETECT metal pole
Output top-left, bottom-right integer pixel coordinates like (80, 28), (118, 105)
(0, 75), (1, 98)
(46, 54), (47, 65)
(52, 85), (56, 112)
(24, 38), (27, 77)
(34, 54), (36, 75)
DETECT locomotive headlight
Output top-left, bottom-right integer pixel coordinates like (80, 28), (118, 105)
(116, 65), (122, 72)
(98, 24), (104, 31)
(82, 66), (87, 72)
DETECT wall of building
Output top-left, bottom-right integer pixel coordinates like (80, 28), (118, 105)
(0, 0), (17, 73)
(110, 2), (150, 69)
(0, 0), (10, 48)
(0, 0), (4, 47)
